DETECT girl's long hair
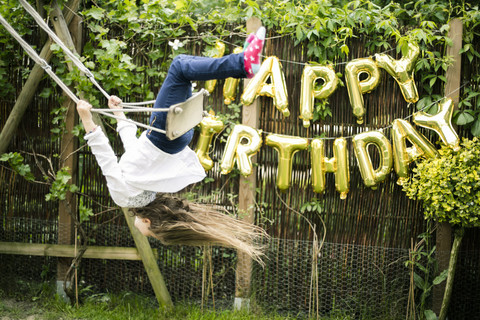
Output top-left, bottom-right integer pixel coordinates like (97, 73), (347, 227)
(131, 194), (268, 265)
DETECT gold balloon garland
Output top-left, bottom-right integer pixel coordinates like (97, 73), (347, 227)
(194, 40), (461, 199)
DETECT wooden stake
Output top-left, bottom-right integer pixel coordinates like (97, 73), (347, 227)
(432, 18), (463, 315)
(50, 1), (80, 294)
(122, 208), (173, 307)
(234, 17), (263, 310)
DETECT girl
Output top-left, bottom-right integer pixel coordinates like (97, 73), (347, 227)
(76, 27), (267, 263)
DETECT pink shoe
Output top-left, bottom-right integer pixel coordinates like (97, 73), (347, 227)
(243, 27), (266, 79)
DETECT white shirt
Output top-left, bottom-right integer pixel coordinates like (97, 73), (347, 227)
(85, 120), (206, 207)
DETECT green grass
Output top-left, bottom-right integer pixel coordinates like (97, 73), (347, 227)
(0, 294), (295, 320)
(0, 290), (354, 320)
(0, 279), (354, 320)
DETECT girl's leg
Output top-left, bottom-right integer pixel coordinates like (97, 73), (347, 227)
(146, 53), (246, 154)
(147, 28), (265, 154)
(155, 53), (247, 109)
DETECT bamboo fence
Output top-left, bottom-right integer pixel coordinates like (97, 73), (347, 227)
(0, 16), (479, 319)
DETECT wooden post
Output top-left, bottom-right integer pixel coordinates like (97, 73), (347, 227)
(50, 1), (80, 300)
(0, 0), (81, 155)
(432, 18), (463, 315)
(122, 208), (173, 307)
(234, 17), (262, 311)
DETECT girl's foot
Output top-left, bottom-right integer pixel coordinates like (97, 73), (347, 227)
(243, 27), (266, 79)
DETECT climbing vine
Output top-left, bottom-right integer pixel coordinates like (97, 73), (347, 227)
(0, 0), (479, 199)
(74, 0), (480, 134)
(1, 0), (479, 128)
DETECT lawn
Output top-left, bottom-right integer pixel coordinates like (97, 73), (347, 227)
(0, 292), (352, 320)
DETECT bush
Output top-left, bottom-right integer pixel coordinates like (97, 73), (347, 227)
(403, 137), (480, 228)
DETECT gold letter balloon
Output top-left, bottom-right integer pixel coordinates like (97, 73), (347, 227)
(311, 138), (350, 199)
(300, 64), (339, 127)
(391, 119), (438, 185)
(413, 98), (460, 151)
(374, 42), (420, 104)
(241, 56), (290, 117)
(204, 41), (226, 93)
(352, 131), (393, 189)
(345, 58), (380, 124)
(195, 113), (225, 171)
(266, 134), (308, 190)
(220, 124), (262, 176)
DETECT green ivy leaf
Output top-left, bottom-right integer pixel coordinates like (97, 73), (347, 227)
(39, 88), (52, 98)
(433, 269), (448, 285)
(79, 204), (94, 223)
(456, 111), (475, 125)
(414, 272), (426, 289)
(85, 7), (105, 20)
(0, 152), (35, 181)
(471, 119), (480, 137)
(424, 310), (438, 320)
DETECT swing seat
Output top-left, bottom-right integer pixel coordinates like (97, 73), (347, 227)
(165, 89), (209, 140)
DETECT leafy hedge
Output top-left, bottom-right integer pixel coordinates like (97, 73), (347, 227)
(1, 0), (479, 136)
(403, 137), (480, 227)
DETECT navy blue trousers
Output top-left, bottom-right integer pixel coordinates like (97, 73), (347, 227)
(147, 53), (247, 154)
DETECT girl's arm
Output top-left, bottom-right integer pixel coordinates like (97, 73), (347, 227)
(108, 95), (139, 152)
(76, 100), (133, 207)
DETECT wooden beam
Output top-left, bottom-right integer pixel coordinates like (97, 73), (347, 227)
(235, 17), (263, 309)
(50, 0), (80, 283)
(122, 208), (173, 307)
(0, 241), (156, 261)
(432, 18), (463, 315)
(0, 0), (81, 155)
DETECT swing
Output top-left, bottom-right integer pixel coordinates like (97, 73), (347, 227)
(0, 0), (208, 140)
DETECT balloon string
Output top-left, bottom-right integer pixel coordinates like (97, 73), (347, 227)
(216, 81), (470, 141)
(213, 34), (397, 67)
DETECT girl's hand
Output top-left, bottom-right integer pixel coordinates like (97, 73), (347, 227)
(108, 95), (122, 109)
(77, 100), (93, 119)
(77, 100), (97, 133)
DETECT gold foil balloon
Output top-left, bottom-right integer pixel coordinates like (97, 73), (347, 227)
(345, 58), (380, 124)
(374, 42), (420, 103)
(241, 56), (290, 117)
(300, 64), (339, 127)
(265, 134), (308, 190)
(220, 124), (262, 176)
(311, 138), (350, 199)
(223, 47), (244, 104)
(391, 119), (439, 185)
(352, 131), (393, 189)
(195, 113), (225, 171)
(413, 97), (460, 151)
(205, 41), (226, 93)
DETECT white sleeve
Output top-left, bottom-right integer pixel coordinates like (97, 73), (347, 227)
(84, 127), (132, 207)
(116, 119), (139, 152)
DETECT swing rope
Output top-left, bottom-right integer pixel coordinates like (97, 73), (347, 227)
(0, 7), (211, 136)
(0, 14), (81, 104)
(18, 0), (157, 108)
